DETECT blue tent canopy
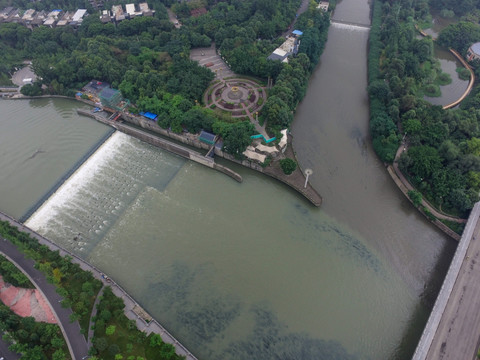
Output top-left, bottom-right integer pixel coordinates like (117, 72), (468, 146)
(292, 30), (303, 36)
(139, 111), (158, 120)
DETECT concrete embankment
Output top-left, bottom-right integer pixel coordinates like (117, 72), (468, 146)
(0, 211), (198, 360)
(119, 112), (322, 206)
(77, 109), (243, 183)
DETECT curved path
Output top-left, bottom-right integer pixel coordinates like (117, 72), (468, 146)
(0, 210), (198, 360)
(0, 237), (88, 360)
(443, 48), (476, 109)
(393, 142), (466, 223)
(0, 336), (21, 359)
(416, 26), (475, 110)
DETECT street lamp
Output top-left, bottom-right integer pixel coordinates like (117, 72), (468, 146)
(304, 168), (313, 188)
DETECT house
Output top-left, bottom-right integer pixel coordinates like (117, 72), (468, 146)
(56, 12), (72, 26)
(112, 5), (125, 21)
(267, 48), (289, 62)
(43, 9), (62, 27)
(0, 7), (15, 20)
(267, 31), (302, 63)
(317, 1), (329, 11)
(100, 10), (112, 23)
(21, 9), (36, 23)
(139, 3), (155, 16)
(125, 3), (136, 17)
(467, 43), (480, 62)
(31, 10), (46, 26)
(199, 130), (216, 145)
(70, 9), (87, 26)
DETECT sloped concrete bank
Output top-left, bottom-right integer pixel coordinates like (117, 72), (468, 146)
(120, 112), (322, 206)
(77, 109), (242, 183)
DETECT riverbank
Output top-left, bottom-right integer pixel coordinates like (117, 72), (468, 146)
(76, 100), (323, 206)
(2, 94), (322, 206)
(0, 210), (198, 360)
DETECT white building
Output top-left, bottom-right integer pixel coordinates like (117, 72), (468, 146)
(317, 1), (329, 11)
(467, 43), (480, 62)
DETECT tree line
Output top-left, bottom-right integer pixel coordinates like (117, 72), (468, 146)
(368, 0), (480, 217)
(1, 0), (330, 158)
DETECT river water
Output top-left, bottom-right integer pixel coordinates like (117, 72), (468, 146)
(0, 1), (457, 359)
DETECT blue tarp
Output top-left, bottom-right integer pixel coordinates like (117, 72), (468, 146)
(292, 30), (303, 36)
(144, 112), (158, 120)
(139, 111), (158, 120)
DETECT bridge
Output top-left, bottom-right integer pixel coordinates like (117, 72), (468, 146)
(413, 201), (480, 359)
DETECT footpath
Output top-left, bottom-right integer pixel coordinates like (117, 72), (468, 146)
(0, 237), (88, 360)
(0, 211), (198, 360)
(388, 141), (465, 241)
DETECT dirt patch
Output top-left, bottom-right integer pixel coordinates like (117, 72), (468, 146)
(0, 275), (56, 323)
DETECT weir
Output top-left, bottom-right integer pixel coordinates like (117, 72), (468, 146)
(330, 20), (371, 30)
(19, 128), (116, 223)
(0, 211), (198, 360)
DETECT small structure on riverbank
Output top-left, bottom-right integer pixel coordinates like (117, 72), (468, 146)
(467, 42), (480, 62)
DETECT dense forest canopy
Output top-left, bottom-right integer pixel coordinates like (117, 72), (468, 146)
(0, 0), (329, 157)
(368, 0), (480, 217)
(430, 0), (480, 16)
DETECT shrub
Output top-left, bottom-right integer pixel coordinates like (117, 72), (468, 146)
(106, 325), (116, 336)
(408, 190), (422, 207)
(456, 67), (471, 80)
(279, 158), (297, 175)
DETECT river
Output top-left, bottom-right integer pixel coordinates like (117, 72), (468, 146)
(0, 0), (456, 359)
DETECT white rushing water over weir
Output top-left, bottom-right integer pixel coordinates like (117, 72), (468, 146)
(26, 132), (186, 255)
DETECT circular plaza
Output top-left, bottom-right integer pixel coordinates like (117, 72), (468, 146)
(204, 78), (267, 118)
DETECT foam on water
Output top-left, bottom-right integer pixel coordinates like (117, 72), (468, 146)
(26, 131), (185, 255)
(331, 21), (370, 32)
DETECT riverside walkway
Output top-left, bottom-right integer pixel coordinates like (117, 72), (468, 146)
(0, 211), (198, 360)
(0, 235), (88, 360)
(413, 201), (480, 359)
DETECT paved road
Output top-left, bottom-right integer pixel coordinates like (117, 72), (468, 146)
(0, 238), (88, 360)
(0, 211), (198, 360)
(190, 44), (235, 80)
(167, 8), (181, 28)
(281, 0), (310, 37)
(0, 336), (21, 359)
(423, 204), (480, 359)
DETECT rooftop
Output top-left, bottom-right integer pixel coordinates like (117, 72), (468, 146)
(471, 42), (480, 55)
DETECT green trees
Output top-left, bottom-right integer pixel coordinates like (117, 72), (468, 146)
(437, 21), (480, 54)
(368, 0), (480, 216)
(0, 255), (33, 288)
(214, 121), (255, 159)
(280, 158), (297, 175)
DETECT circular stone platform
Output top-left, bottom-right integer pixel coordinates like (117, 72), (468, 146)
(204, 78), (267, 117)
